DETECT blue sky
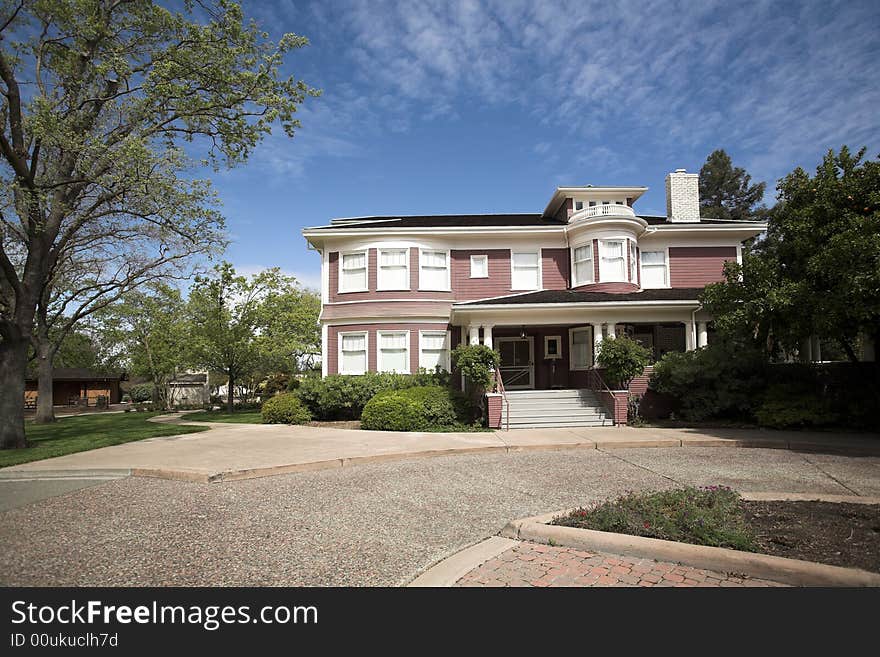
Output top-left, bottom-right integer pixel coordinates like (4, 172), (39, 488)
(213, 0), (880, 290)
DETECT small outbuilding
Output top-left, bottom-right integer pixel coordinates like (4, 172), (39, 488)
(24, 368), (125, 407)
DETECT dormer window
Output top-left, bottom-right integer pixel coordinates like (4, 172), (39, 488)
(574, 200), (584, 211)
(588, 201), (596, 207)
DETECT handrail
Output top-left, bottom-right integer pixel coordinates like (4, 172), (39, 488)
(570, 204), (637, 221)
(493, 368), (510, 432)
(587, 367), (614, 396)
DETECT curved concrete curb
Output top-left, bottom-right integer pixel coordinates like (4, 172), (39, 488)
(500, 499), (880, 587)
(741, 491), (880, 505)
(407, 537), (519, 587)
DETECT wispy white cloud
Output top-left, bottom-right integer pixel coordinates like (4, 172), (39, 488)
(243, 0), (878, 187)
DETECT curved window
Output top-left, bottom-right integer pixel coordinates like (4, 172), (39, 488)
(573, 244), (593, 286)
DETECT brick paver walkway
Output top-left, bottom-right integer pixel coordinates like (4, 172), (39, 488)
(456, 542), (786, 587)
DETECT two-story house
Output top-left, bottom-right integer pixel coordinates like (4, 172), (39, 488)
(302, 169), (767, 428)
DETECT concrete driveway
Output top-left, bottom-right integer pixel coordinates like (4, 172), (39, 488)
(1, 446), (878, 586)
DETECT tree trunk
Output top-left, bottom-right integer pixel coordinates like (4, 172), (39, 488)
(34, 325), (56, 424)
(0, 335), (30, 449)
(227, 372), (234, 413)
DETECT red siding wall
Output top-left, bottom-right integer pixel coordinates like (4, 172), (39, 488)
(451, 249), (511, 300)
(327, 322), (451, 375)
(669, 246), (737, 288)
(328, 249), (453, 302)
(542, 248), (569, 290)
(572, 282), (640, 293)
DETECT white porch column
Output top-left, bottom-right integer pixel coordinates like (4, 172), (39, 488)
(482, 325), (494, 350)
(684, 320), (696, 351)
(592, 323), (603, 365)
(697, 321), (708, 348)
(468, 325), (480, 346)
(606, 322), (617, 339)
(811, 336), (822, 362)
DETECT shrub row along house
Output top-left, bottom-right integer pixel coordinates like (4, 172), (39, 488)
(302, 169), (766, 428)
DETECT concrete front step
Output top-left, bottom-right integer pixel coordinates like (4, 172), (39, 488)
(507, 420), (612, 428)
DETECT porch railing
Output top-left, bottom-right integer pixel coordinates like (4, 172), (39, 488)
(493, 368), (510, 432)
(586, 367), (617, 423)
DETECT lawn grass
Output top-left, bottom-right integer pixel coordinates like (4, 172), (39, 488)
(183, 410), (264, 424)
(0, 412), (209, 468)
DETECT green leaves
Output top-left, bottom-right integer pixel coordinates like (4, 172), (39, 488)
(698, 149), (768, 221)
(702, 146), (880, 360)
(595, 335), (651, 389)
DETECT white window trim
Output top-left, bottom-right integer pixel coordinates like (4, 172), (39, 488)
(571, 242), (594, 286)
(418, 248), (451, 291)
(640, 247), (670, 289)
(510, 251), (542, 291)
(376, 247), (410, 291)
(469, 254), (489, 279)
(599, 239), (627, 283)
(377, 329), (410, 374)
(568, 326), (593, 371)
(338, 250), (369, 294)
(338, 330), (368, 375)
(629, 240), (638, 283)
(419, 330), (451, 372)
(544, 335), (562, 360)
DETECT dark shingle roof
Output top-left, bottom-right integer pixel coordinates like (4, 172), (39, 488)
(26, 368), (125, 382)
(311, 214), (763, 230)
(314, 214), (558, 229)
(455, 288), (705, 305)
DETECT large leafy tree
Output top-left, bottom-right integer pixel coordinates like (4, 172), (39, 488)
(98, 282), (187, 409)
(702, 146), (880, 362)
(0, 1), (317, 447)
(256, 285), (320, 374)
(699, 149), (768, 220)
(187, 263), (298, 413)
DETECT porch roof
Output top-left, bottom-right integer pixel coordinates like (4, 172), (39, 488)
(454, 287), (703, 307)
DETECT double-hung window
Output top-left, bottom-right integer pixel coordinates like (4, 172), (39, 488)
(340, 252), (368, 292)
(569, 327), (593, 370)
(641, 251), (668, 288)
(419, 331), (450, 372)
(377, 248), (409, 290)
(378, 331), (409, 373)
(599, 240), (626, 281)
(339, 332), (367, 374)
(629, 241), (638, 282)
(511, 252), (540, 290)
(420, 250), (449, 290)
(470, 254), (488, 278)
(573, 244), (593, 286)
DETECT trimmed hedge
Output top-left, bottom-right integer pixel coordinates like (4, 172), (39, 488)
(360, 386), (469, 431)
(261, 393), (312, 425)
(295, 371), (449, 421)
(128, 383), (155, 403)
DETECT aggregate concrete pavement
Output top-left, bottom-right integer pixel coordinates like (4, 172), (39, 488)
(1, 446), (877, 586)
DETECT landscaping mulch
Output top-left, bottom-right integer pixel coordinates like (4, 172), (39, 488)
(743, 501), (880, 573)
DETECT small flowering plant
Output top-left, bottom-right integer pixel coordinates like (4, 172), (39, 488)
(552, 486), (756, 552)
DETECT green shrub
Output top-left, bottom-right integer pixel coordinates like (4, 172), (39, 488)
(128, 383), (155, 403)
(552, 486), (755, 551)
(261, 393), (312, 425)
(360, 385), (468, 431)
(650, 339), (767, 421)
(596, 335), (651, 389)
(755, 383), (839, 429)
(451, 344), (500, 392)
(295, 370), (449, 421)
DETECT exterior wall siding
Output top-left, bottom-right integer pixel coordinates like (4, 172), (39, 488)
(327, 322), (451, 375)
(669, 246), (737, 287)
(321, 300), (452, 321)
(451, 249), (512, 300)
(541, 248), (570, 290)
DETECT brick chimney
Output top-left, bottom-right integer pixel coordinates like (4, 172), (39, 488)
(665, 168), (700, 222)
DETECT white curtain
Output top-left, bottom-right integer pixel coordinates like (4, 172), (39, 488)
(341, 252), (367, 291)
(379, 332), (408, 372)
(340, 334), (367, 373)
(512, 252), (539, 289)
(420, 332), (449, 371)
(379, 249), (408, 289)
(641, 251), (667, 287)
(573, 244), (592, 285)
(420, 250), (448, 289)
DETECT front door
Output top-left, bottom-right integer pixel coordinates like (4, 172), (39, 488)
(497, 337), (534, 389)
